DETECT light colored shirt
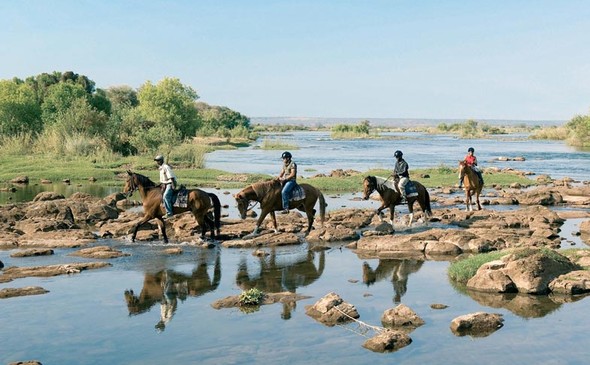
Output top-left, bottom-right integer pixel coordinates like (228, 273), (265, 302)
(158, 164), (176, 184)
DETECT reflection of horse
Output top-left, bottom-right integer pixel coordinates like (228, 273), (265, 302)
(235, 179), (326, 235)
(123, 171), (221, 242)
(124, 250), (221, 331)
(362, 175), (432, 226)
(236, 249), (325, 319)
(458, 161), (483, 211)
(362, 259), (424, 303)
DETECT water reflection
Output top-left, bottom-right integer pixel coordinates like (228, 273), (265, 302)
(362, 259), (424, 303)
(451, 281), (590, 318)
(235, 249), (325, 319)
(124, 249), (221, 332)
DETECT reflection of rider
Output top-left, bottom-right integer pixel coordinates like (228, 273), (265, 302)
(393, 150), (409, 203)
(362, 259), (423, 303)
(459, 147), (483, 187)
(155, 154), (177, 218)
(278, 151), (297, 214)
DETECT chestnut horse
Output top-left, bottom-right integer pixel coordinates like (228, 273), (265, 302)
(123, 170), (221, 243)
(458, 160), (483, 211)
(234, 179), (326, 235)
(362, 175), (432, 226)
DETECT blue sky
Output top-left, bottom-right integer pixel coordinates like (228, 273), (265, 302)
(2, 0), (590, 121)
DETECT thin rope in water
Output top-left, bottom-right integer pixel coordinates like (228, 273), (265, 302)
(332, 305), (385, 337)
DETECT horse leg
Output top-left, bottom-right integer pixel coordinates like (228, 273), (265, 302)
(252, 209), (270, 235)
(205, 213), (216, 239)
(465, 190), (472, 211)
(476, 190), (482, 210)
(132, 216), (151, 242)
(157, 217), (169, 243)
(270, 211), (278, 233)
(388, 204), (395, 226)
(305, 206), (315, 234)
(407, 201), (414, 226)
(376, 203), (387, 222)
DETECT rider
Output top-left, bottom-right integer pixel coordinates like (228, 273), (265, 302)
(278, 151), (297, 214)
(155, 155), (177, 218)
(393, 150), (409, 203)
(459, 147), (483, 187)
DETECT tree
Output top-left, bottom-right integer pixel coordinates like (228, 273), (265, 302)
(106, 85), (139, 108)
(136, 78), (201, 138)
(0, 80), (42, 135)
(41, 82), (89, 125)
(196, 102), (251, 136)
(566, 113), (590, 147)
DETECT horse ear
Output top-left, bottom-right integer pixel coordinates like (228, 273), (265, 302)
(127, 170), (132, 175)
(235, 193), (242, 199)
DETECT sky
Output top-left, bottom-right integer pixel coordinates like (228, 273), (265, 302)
(2, 0), (590, 121)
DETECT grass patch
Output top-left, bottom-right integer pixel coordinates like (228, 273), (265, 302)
(260, 138), (298, 150)
(448, 251), (509, 284)
(529, 126), (569, 140)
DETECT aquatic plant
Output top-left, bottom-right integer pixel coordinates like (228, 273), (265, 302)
(238, 288), (265, 306)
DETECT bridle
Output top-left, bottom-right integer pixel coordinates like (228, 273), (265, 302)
(125, 176), (137, 198)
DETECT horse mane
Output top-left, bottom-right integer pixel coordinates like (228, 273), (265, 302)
(251, 179), (279, 199)
(374, 176), (396, 189)
(131, 171), (157, 188)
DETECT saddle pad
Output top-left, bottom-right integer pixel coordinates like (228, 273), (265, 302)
(173, 188), (188, 208)
(405, 181), (418, 198)
(290, 184), (306, 201)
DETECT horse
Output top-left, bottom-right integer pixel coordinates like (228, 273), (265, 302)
(362, 175), (432, 226)
(234, 179), (326, 235)
(123, 170), (221, 243)
(458, 160), (483, 211)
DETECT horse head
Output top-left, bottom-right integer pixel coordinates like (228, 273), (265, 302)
(458, 160), (467, 178)
(123, 170), (138, 197)
(234, 190), (249, 219)
(363, 176), (377, 200)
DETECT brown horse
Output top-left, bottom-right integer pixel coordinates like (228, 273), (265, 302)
(234, 179), (326, 235)
(123, 170), (221, 243)
(362, 175), (432, 226)
(458, 160), (483, 211)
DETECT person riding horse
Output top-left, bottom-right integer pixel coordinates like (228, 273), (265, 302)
(459, 147), (483, 187)
(155, 154), (177, 218)
(392, 150), (409, 203)
(278, 151), (297, 214)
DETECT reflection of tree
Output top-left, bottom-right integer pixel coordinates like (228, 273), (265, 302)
(362, 259), (424, 303)
(124, 249), (221, 332)
(235, 249), (325, 319)
(465, 290), (589, 319)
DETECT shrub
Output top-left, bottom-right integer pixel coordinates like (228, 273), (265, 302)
(238, 288), (265, 306)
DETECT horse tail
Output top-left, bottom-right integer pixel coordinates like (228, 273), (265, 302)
(208, 192), (222, 234)
(424, 188), (432, 218)
(318, 189), (327, 225)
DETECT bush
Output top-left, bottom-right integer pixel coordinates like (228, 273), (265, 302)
(0, 132), (36, 156)
(238, 288), (265, 306)
(566, 114), (590, 147)
(170, 143), (207, 168)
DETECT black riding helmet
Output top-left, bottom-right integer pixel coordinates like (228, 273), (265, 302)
(468, 147), (475, 153)
(281, 151), (292, 159)
(394, 150), (403, 158)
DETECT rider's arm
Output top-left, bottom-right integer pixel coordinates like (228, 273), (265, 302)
(473, 157), (478, 166)
(285, 163), (297, 180)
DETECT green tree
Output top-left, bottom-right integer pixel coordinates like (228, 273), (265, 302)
(136, 78), (201, 138)
(566, 113), (590, 147)
(0, 80), (42, 135)
(196, 102), (251, 136)
(106, 85), (139, 108)
(41, 82), (89, 125)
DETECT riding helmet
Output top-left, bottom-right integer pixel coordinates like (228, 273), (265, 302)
(468, 147), (475, 153)
(154, 155), (164, 162)
(281, 151), (292, 159)
(394, 150), (403, 158)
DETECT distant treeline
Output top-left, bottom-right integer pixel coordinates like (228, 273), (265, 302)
(0, 71), (252, 157)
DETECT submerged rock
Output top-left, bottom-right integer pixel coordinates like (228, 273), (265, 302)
(363, 329), (412, 353)
(0, 286), (49, 299)
(450, 312), (504, 337)
(305, 292), (359, 326)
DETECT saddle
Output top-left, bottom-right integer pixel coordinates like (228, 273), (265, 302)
(404, 181), (418, 198)
(279, 180), (306, 201)
(173, 186), (188, 208)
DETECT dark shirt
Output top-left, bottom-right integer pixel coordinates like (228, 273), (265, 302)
(394, 159), (409, 178)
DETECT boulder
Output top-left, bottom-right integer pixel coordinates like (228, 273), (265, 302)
(69, 246), (130, 259)
(305, 292), (359, 326)
(0, 286), (49, 299)
(548, 270), (590, 295)
(362, 329), (412, 353)
(381, 304), (425, 330)
(10, 249), (54, 258)
(450, 312), (504, 337)
(32, 192), (65, 202)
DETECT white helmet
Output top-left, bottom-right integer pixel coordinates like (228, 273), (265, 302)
(154, 155), (164, 162)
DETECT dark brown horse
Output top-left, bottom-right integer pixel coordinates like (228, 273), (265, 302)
(458, 160), (483, 211)
(234, 179), (326, 235)
(123, 170), (221, 243)
(362, 175), (432, 226)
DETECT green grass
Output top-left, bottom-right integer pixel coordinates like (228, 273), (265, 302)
(260, 138), (298, 150)
(448, 251), (509, 284)
(0, 154), (537, 193)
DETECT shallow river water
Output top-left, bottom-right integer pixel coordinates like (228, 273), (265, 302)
(1, 132), (589, 364)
